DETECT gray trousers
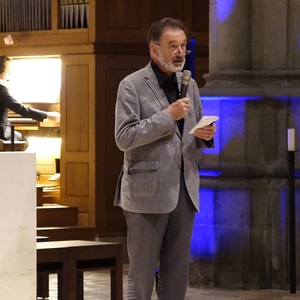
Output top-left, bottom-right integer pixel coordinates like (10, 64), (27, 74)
(124, 173), (196, 300)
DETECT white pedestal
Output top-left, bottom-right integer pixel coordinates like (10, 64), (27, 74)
(0, 152), (36, 299)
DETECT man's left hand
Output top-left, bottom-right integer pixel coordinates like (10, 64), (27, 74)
(194, 123), (216, 141)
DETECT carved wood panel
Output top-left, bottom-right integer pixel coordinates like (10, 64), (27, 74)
(60, 54), (96, 226)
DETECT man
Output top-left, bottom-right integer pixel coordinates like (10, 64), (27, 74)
(0, 54), (60, 140)
(114, 18), (216, 300)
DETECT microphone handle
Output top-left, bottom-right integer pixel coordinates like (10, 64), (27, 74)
(180, 84), (188, 98)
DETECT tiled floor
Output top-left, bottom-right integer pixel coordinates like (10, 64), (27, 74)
(42, 266), (300, 300)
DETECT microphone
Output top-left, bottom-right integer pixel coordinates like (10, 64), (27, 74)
(180, 70), (191, 98)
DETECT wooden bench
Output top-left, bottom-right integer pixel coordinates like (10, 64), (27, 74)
(37, 205), (78, 227)
(37, 240), (123, 300)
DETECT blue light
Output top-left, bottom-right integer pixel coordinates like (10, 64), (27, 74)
(201, 95), (263, 101)
(217, 0), (237, 22)
(199, 169), (221, 177)
(190, 189), (215, 260)
(273, 96), (300, 101)
(189, 37), (196, 79)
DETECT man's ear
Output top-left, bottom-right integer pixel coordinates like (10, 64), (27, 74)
(150, 43), (158, 57)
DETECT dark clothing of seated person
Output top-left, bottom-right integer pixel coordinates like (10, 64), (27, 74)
(0, 55), (60, 141)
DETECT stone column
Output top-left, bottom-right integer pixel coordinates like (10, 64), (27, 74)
(190, 0), (300, 289)
(209, 0), (252, 72)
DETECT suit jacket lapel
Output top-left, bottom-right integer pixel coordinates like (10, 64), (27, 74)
(144, 62), (182, 138)
(144, 64), (169, 110)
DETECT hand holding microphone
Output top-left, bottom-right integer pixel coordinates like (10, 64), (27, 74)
(167, 70), (191, 121)
(168, 98), (190, 121)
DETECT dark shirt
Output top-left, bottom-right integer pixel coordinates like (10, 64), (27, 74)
(151, 61), (183, 134)
(0, 83), (47, 139)
(151, 61), (214, 148)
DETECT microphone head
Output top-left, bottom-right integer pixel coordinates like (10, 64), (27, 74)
(182, 70), (191, 85)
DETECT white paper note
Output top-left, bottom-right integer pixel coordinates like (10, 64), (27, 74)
(189, 116), (219, 134)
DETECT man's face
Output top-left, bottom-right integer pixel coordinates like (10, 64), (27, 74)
(151, 28), (187, 76)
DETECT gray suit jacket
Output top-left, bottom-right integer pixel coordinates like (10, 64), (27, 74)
(114, 62), (209, 213)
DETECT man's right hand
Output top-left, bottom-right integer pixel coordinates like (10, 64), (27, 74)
(167, 97), (190, 121)
(46, 111), (61, 123)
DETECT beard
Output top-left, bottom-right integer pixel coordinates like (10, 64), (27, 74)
(157, 54), (186, 73)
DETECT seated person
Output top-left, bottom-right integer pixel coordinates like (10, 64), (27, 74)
(0, 54), (60, 141)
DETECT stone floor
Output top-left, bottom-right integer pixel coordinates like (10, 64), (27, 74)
(41, 265), (300, 300)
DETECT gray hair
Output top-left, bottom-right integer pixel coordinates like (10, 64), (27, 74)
(147, 17), (188, 45)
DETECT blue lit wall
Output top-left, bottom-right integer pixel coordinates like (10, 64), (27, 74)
(217, 0), (237, 22)
(189, 93), (300, 288)
(189, 0), (300, 289)
(190, 188), (215, 260)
